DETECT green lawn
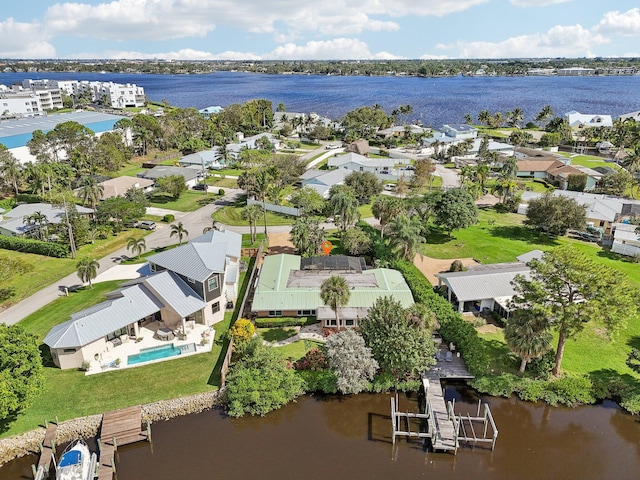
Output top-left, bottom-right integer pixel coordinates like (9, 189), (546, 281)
(210, 168), (244, 177)
(0, 230), (148, 309)
(2, 259), (254, 437)
(212, 198), (295, 226)
(148, 191), (220, 212)
(210, 178), (239, 189)
(520, 179), (553, 193)
(358, 203), (373, 218)
(556, 152), (619, 170)
(273, 340), (322, 361)
(257, 327), (298, 342)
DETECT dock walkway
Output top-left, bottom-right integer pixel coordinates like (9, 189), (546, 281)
(98, 406), (150, 480)
(423, 372), (458, 452)
(33, 422), (58, 480)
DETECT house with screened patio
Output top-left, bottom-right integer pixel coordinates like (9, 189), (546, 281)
(43, 229), (241, 371)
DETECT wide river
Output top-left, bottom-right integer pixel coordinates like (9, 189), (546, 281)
(1, 71), (639, 126)
(1, 384), (639, 479)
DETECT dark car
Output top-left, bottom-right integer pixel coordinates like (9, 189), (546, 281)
(193, 183), (208, 191)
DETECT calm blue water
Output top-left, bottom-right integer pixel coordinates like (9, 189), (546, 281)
(128, 344), (181, 365)
(1, 71), (639, 126)
(0, 118), (120, 148)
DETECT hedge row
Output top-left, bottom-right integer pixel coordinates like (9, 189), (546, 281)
(0, 236), (69, 258)
(392, 260), (489, 376)
(254, 317), (316, 328)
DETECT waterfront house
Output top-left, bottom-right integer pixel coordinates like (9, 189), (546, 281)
(0, 202), (94, 237)
(251, 254), (414, 327)
(43, 229), (241, 370)
(376, 125), (428, 140)
(565, 111), (613, 131)
(435, 251), (541, 316)
(618, 110), (640, 122)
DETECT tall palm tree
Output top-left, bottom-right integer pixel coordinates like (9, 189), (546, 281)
(126, 236), (147, 260)
(535, 105), (554, 128)
(170, 222), (189, 245)
(504, 312), (552, 373)
(241, 204), (263, 243)
(506, 108), (524, 129)
(76, 176), (104, 212)
(23, 211), (49, 240)
(254, 167), (277, 235)
(386, 214), (425, 262)
(501, 156), (518, 179)
(76, 257), (100, 289)
(320, 276), (350, 327)
(330, 189), (360, 234)
(372, 195), (406, 239)
(290, 216), (325, 257)
(478, 110), (490, 126)
(0, 146), (22, 195)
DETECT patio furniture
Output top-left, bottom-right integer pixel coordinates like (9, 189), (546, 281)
(445, 351), (453, 362)
(156, 328), (174, 341)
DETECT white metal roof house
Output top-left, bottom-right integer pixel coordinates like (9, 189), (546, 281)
(611, 223), (640, 258)
(137, 165), (203, 188)
(43, 229), (241, 370)
(300, 168), (352, 198)
(252, 254), (414, 328)
(435, 251), (542, 316)
(178, 147), (224, 170)
(565, 111), (613, 130)
(226, 132), (281, 159)
(0, 202), (94, 237)
(327, 152), (407, 180)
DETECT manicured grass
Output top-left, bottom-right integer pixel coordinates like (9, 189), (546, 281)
(358, 203), (373, 218)
(210, 168), (244, 177)
(299, 142), (322, 150)
(521, 180), (553, 193)
(2, 260), (253, 437)
(273, 340), (322, 361)
(210, 178), (239, 189)
(0, 231), (141, 309)
(212, 200), (295, 226)
(556, 152), (620, 170)
(148, 191), (220, 212)
(242, 233), (266, 249)
(257, 327), (298, 342)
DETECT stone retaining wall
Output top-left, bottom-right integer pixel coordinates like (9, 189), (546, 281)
(0, 389), (224, 467)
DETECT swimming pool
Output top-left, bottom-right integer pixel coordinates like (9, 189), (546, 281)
(127, 343), (195, 365)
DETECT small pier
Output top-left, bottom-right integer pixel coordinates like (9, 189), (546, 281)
(32, 421), (58, 480)
(97, 406), (151, 480)
(390, 346), (498, 454)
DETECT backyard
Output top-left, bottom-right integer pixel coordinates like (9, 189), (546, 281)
(0, 258), (253, 437)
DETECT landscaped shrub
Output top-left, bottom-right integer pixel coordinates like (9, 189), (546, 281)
(294, 348), (327, 371)
(218, 189), (225, 195)
(254, 317), (316, 328)
(471, 374), (517, 397)
(16, 193), (43, 204)
(161, 214), (175, 222)
(0, 236), (69, 258)
(515, 378), (547, 402)
(544, 376), (595, 406)
(620, 387), (640, 414)
(296, 370), (338, 394)
(528, 350), (555, 379)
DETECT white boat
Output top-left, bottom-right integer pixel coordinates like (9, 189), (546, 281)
(56, 439), (96, 480)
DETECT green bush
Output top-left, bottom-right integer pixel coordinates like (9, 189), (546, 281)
(545, 376), (595, 406)
(16, 194), (43, 204)
(0, 236), (69, 258)
(161, 214), (175, 222)
(254, 317), (316, 328)
(620, 387), (640, 414)
(218, 189), (225, 195)
(297, 370), (338, 394)
(471, 374), (517, 397)
(515, 378), (547, 402)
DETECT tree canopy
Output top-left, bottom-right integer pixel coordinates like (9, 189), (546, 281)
(510, 246), (639, 376)
(434, 188), (478, 236)
(359, 296), (436, 380)
(0, 324), (43, 421)
(323, 329), (378, 394)
(524, 193), (585, 236)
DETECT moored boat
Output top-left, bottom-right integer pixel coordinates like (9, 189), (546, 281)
(56, 439), (96, 480)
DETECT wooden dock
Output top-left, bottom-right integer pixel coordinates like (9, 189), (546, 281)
(97, 406), (150, 480)
(422, 372), (458, 453)
(33, 422), (58, 480)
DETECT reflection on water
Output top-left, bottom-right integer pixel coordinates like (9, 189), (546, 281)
(2, 386), (639, 480)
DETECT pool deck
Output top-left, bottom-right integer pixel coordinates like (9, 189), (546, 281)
(85, 322), (214, 375)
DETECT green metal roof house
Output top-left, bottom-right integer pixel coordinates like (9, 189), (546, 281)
(251, 254), (414, 327)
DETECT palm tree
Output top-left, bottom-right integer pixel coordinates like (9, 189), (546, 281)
(241, 204), (263, 243)
(290, 216), (325, 257)
(202, 218), (221, 234)
(463, 113), (473, 125)
(501, 156), (518, 179)
(506, 108), (524, 129)
(127, 236), (147, 260)
(535, 105), (554, 128)
(76, 176), (104, 212)
(386, 214), (425, 262)
(330, 189), (360, 234)
(372, 195), (406, 239)
(170, 222), (189, 245)
(504, 312), (552, 373)
(76, 257), (100, 289)
(0, 146), (22, 195)
(475, 164), (490, 191)
(23, 211), (49, 240)
(254, 167), (276, 235)
(320, 276), (350, 327)
(478, 110), (490, 126)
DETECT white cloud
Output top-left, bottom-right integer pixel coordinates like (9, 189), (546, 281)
(419, 53), (450, 60)
(510, 0), (572, 6)
(40, 0), (487, 43)
(594, 8), (640, 36)
(71, 48), (261, 61)
(266, 38), (394, 60)
(437, 24), (609, 58)
(0, 18), (56, 58)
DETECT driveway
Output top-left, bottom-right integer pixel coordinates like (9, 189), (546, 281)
(435, 164), (460, 188)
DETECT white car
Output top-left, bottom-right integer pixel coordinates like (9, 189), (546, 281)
(325, 144), (341, 149)
(383, 184), (396, 191)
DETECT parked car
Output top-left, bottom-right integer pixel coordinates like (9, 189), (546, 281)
(138, 221), (156, 230)
(325, 144), (341, 149)
(193, 183), (208, 191)
(383, 183), (396, 191)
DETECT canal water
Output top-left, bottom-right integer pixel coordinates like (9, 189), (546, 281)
(2, 385), (639, 479)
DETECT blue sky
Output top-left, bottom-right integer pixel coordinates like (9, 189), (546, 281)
(1, 0), (639, 60)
